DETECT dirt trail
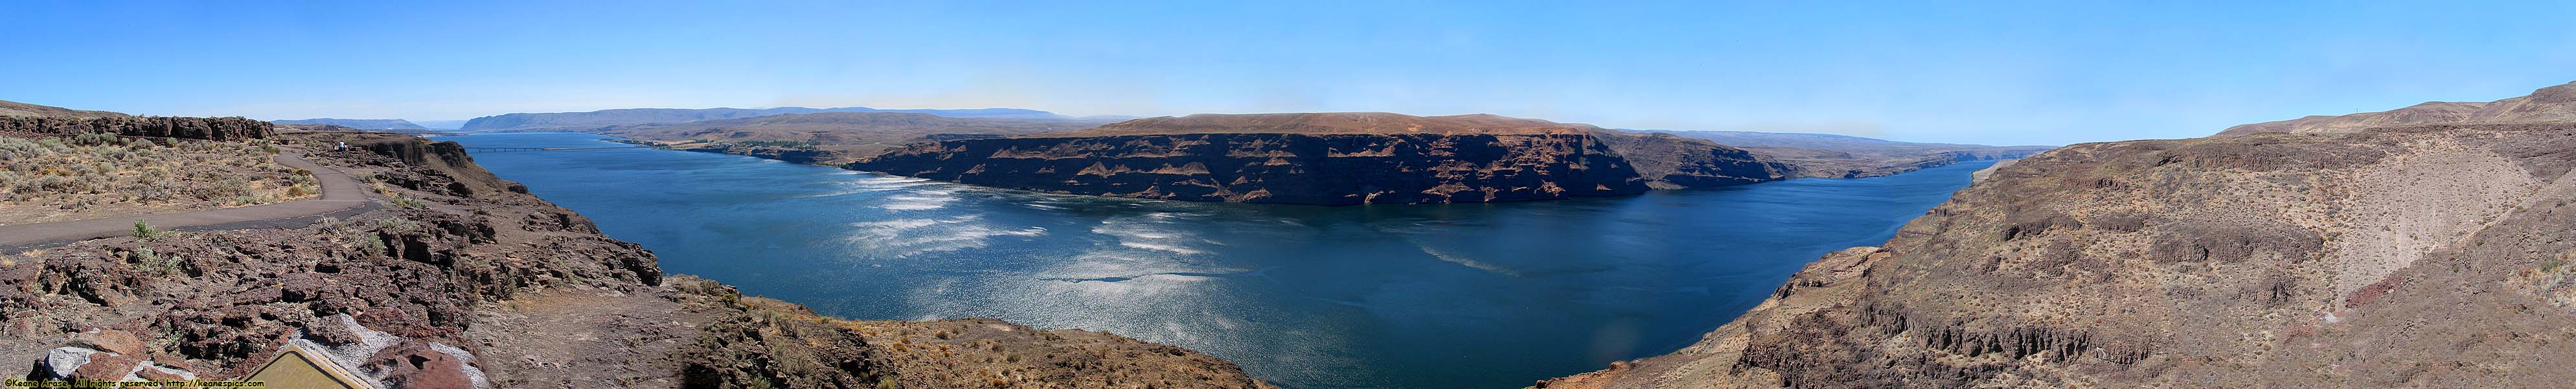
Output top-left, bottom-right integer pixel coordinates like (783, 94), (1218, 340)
(0, 152), (372, 252)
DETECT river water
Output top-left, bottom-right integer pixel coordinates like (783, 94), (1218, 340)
(437, 132), (1988, 388)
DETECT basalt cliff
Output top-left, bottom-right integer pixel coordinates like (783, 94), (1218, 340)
(849, 112), (1793, 205)
(1537, 82), (2576, 388)
(1, 102), (1274, 388)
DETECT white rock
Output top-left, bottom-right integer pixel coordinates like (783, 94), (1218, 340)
(41, 347), (100, 378)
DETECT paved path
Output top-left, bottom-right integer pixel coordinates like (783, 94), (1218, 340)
(0, 152), (375, 252)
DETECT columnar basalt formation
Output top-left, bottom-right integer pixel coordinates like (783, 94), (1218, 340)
(849, 112), (1794, 204)
(858, 132), (1650, 204)
(1, 115), (273, 141)
(1537, 82), (2576, 388)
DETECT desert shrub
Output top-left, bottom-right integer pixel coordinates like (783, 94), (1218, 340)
(30, 174), (78, 194)
(206, 177), (252, 200)
(0, 136), (65, 160)
(72, 172), (108, 193)
(319, 217), (389, 253)
(389, 196), (427, 209)
(372, 218), (420, 232)
(3, 135), (313, 222)
(128, 248), (181, 276)
(131, 220), (170, 240)
(70, 132), (125, 147)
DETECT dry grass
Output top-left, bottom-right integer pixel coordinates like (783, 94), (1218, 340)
(0, 134), (314, 225)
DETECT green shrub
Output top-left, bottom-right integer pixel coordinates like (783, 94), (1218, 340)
(131, 220), (170, 240)
(128, 248), (180, 276)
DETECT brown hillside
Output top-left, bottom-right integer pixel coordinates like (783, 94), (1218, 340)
(1544, 83), (2576, 388)
(2217, 81), (2576, 136)
(0, 100), (130, 119)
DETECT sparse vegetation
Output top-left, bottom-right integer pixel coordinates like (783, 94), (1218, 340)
(1, 134), (313, 224)
(317, 217), (389, 254)
(131, 219), (170, 240)
(372, 217), (420, 232)
(731, 139), (821, 149)
(126, 247), (181, 276)
(389, 195), (429, 209)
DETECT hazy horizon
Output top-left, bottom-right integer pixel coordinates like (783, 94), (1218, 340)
(6, 1), (2573, 145)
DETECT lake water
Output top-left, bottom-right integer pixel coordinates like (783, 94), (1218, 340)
(437, 132), (1988, 389)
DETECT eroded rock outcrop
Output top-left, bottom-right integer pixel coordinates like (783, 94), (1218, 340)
(1540, 83), (2576, 388)
(0, 116), (272, 141)
(674, 145), (849, 165)
(1591, 131), (1794, 189)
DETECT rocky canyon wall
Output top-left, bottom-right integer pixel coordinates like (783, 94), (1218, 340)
(852, 132), (1654, 205)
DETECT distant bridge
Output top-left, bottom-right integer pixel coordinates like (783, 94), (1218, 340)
(461, 146), (658, 152)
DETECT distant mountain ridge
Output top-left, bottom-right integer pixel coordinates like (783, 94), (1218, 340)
(1632, 129), (2056, 178)
(588, 112), (1114, 164)
(457, 106), (1070, 132)
(274, 118), (430, 130)
(412, 119), (469, 130)
(0, 100), (130, 119)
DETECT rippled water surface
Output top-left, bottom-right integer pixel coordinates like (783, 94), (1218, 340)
(439, 133), (1989, 389)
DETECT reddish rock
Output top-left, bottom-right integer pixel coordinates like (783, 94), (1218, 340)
(69, 352), (142, 380)
(71, 329), (148, 356)
(148, 355), (198, 372)
(363, 340), (477, 389)
(304, 316), (366, 345)
(135, 364), (192, 381)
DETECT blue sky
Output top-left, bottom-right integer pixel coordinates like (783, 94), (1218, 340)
(4, 1), (2571, 145)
